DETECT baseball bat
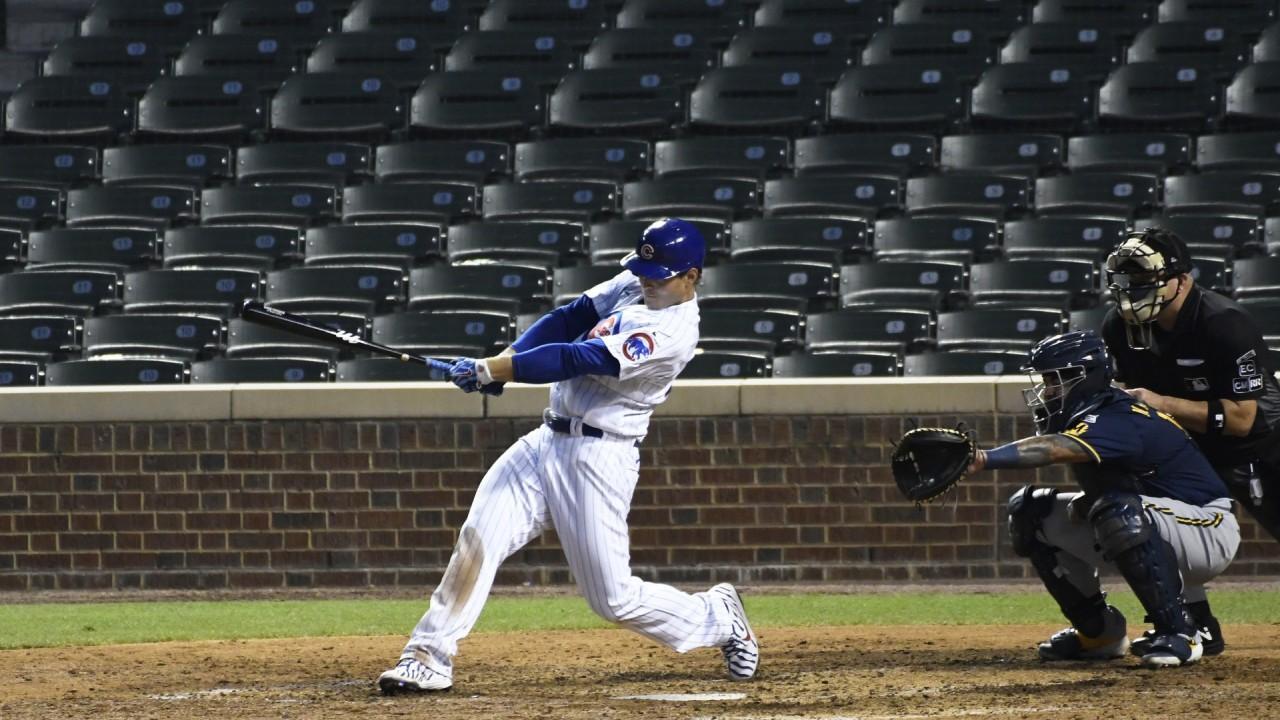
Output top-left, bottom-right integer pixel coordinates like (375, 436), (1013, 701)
(240, 301), (454, 374)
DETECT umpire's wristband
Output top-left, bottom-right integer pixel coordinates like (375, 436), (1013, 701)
(1206, 398), (1226, 437)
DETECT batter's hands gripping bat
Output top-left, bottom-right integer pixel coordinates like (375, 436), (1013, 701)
(240, 300), (454, 374)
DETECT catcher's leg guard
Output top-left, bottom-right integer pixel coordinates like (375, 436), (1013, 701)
(1008, 486), (1109, 638)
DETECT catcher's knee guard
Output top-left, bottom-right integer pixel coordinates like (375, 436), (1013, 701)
(1088, 492), (1194, 636)
(1007, 485), (1057, 558)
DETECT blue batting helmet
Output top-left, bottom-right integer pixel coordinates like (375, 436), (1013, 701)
(1021, 330), (1114, 435)
(621, 217), (705, 280)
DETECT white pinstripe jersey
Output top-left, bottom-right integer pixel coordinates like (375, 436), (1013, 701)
(547, 270), (699, 438)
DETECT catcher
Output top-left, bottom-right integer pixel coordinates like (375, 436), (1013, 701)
(893, 330), (1239, 667)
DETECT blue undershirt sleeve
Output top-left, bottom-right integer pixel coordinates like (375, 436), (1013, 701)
(510, 338), (621, 383)
(510, 294), (600, 352)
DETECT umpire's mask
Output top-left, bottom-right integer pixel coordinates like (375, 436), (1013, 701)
(1104, 228), (1191, 350)
(1021, 330), (1114, 435)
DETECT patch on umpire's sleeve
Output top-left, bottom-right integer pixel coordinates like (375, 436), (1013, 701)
(621, 332), (654, 361)
(1233, 375), (1264, 394)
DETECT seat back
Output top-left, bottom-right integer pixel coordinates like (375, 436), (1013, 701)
(999, 24), (1120, 79)
(793, 133), (937, 177)
(306, 32), (438, 89)
(624, 177), (758, 219)
(1127, 22), (1248, 76)
(772, 351), (902, 378)
(191, 357), (332, 383)
(549, 68), (687, 134)
(1003, 216), (1127, 261)
(270, 73), (404, 137)
(839, 260), (967, 310)
(5, 77), (132, 140)
(655, 136), (789, 180)
(212, 0), (334, 45)
(165, 225), (304, 269)
(582, 29), (717, 84)
(893, 0), (1026, 38)
(873, 217), (999, 261)
(27, 228), (159, 269)
(862, 25), (994, 80)
(968, 259), (1099, 308)
(939, 133), (1063, 176)
(445, 30), (579, 84)
(447, 220), (586, 264)
(689, 67), (825, 131)
(1066, 132), (1192, 173)
(201, 185), (338, 226)
(806, 307), (934, 352)
(377, 140), (511, 183)
(409, 263), (551, 312)
(753, 0), (889, 39)
(615, 0), (748, 44)
(721, 28), (858, 84)
(123, 268), (263, 314)
(137, 76), (266, 137)
(174, 35), (298, 89)
(0, 270), (121, 316)
(515, 138), (648, 182)
(1098, 62), (1221, 131)
(969, 62), (1093, 131)
(65, 186), (198, 228)
(304, 223), (442, 267)
(47, 358), (189, 386)
(483, 180), (617, 221)
(103, 144), (232, 188)
(236, 142), (372, 185)
(411, 70), (546, 137)
(83, 313), (223, 359)
(936, 307), (1066, 350)
(903, 349), (1026, 376)
(829, 65), (968, 131)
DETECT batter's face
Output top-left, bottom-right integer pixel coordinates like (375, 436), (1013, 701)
(639, 268), (700, 310)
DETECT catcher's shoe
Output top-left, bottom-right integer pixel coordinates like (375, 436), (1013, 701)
(1139, 631), (1204, 668)
(1132, 614), (1224, 658)
(378, 656), (453, 694)
(1037, 606), (1129, 661)
(710, 583), (759, 681)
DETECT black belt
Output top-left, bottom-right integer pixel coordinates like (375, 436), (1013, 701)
(543, 409), (605, 438)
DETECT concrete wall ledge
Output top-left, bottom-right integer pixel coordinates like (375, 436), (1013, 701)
(0, 378), (1033, 424)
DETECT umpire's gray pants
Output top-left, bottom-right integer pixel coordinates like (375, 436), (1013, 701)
(1039, 493), (1240, 604)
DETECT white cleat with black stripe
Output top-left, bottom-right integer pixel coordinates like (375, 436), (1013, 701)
(711, 583), (759, 681)
(378, 656), (453, 694)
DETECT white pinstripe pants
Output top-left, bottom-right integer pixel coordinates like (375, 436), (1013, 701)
(401, 424), (735, 667)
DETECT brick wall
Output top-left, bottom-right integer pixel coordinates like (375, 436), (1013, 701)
(0, 414), (1275, 592)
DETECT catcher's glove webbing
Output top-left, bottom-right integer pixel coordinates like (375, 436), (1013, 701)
(891, 425), (976, 504)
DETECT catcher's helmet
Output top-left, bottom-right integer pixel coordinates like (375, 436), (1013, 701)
(1104, 227), (1192, 350)
(1021, 330), (1114, 435)
(621, 217), (705, 280)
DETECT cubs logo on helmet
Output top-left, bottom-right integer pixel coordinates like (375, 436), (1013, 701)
(622, 332), (654, 361)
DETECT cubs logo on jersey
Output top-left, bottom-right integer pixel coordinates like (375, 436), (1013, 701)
(622, 332), (654, 361)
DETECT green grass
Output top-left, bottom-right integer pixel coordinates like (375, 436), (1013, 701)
(1, 590), (1277, 650)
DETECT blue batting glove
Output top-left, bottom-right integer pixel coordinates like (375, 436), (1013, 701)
(448, 357), (482, 393)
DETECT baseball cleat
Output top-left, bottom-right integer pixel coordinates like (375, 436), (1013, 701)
(378, 656), (453, 694)
(1132, 615), (1224, 658)
(1139, 631), (1203, 668)
(1037, 606), (1129, 661)
(711, 583), (759, 681)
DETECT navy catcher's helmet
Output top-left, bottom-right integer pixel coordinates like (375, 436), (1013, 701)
(1021, 330), (1114, 435)
(621, 217), (705, 280)
(1104, 227), (1192, 350)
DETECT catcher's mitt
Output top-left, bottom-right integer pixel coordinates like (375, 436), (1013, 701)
(891, 426), (976, 503)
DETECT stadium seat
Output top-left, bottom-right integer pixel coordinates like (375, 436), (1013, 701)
(201, 184), (338, 226)
(998, 24), (1120, 80)
(806, 307), (934, 353)
(1003, 216), (1127, 261)
(164, 225), (302, 270)
(753, 0), (889, 40)
(552, 265), (620, 306)
(448, 220), (586, 265)
(614, 0), (748, 45)
(136, 77), (266, 140)
(79, 0), (206, 44)
(1098, 62), (1221, 132)
(307, 33), (438, 89)
(0, 315), (81, 359)
(1232, 256), (1280, 301)
(236, 142), (372, 186)
(377, 140), (511, 183)
(793, 133), (937, 178)
(0, 270), (121, 316)
(265, 265), (405, 314)
(772, 351), (901, 378)
(1034, 173), (1160, 218)
(699, 261), (837, 313)
(681, 350), (772, 379)
(1267, 217), (1280, 254)
(123, 268), (263, 315)
(26, 228), (159, 271)
(41, 37), (168, 95)
(173, 35), (299, 90)
(873, 217), (999, 262)
(0, 186), (62, 228)
(479, 0), (612, 39)
(589, 218), (730, 265)
(410, 70), (546, 138)
(699, 308), (804, 353)
(969, 63), (1093, 132)
(225, 314), (362, 360)
(720, 27), (858, 85)
(191, 357), (332, 383)
(5, 77), (132, 141)
(1135, 214), (1265, 258)
(1164, 171), (1280, 215)
(0, 146), (97, 188)
(337, 356), (448, 382)
(904, 174), (1031, 219)
(46, 358), (189, 386)
(1197, 132), (1280, 172)
(0, 361), (43, 386)
(1069, 303), (1113, 332)
(939, 133), (1063, 176)
(839, 259), (967, 310)
(270, 73), (404, 140)
(862, 25), (994, 82)
(1253, 23), (1280, 62)
(409, 263), (551, 313)
(1066, 133), (1192, 174)
(212, 0), (334, 45)
(624, 177), (758, 219)
(549, 69), (687, 135)
(830, 65), (968, 133)
(1127, 23), (1249, 78)
(731, 216), (872, 264)
(304, 223), (442, 268)
(689, 67), (825, 133)
(581, 29), (717, 84)
(82, 314), (223, 359)
(0, 228), (21, 269)
(515, 138), (649, 182)
(1225, 62), (1280, 128)
(903, 349), (1025, 376)
(102, 145), (233, 188)
(374, 309), (515, 358)
(445, 30), (580, 85)
(936, 307), (1067, 351)
(763, 175), (898, 217)
(1189, 254), (1232, 293)
(341, 0), (471, 34)
(65, 186), (197, 229)
(483, 180), (616, 221)
(893, 0), (1026, 39)
(1158, 0), (1277, 29)
(654, 136), (788, 181)
(968, 259), (1099, 309)
(1031, 0), (1155, 38)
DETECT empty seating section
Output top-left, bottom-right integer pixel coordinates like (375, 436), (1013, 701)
(3, 0), (1280, 382)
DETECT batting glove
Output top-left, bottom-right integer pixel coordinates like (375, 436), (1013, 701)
(448, 357), (495, 393)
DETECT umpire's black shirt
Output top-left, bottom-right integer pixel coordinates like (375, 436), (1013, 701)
(1101, 284), (1280, 467)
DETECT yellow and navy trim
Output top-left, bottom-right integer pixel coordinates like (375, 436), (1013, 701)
(1143, 502), (1226, 528)
(1059, 432), (1102, 463)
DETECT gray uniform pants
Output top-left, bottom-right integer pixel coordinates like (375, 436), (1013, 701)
(1040, 493), (1240, 604)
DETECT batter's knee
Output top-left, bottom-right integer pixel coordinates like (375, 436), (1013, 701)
(1087, 492), (1152, 562)
(585, 583), (641, 625)
(1007, 485), (1058, 558)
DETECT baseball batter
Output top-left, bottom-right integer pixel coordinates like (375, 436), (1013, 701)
(378, 218), (758, 694)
